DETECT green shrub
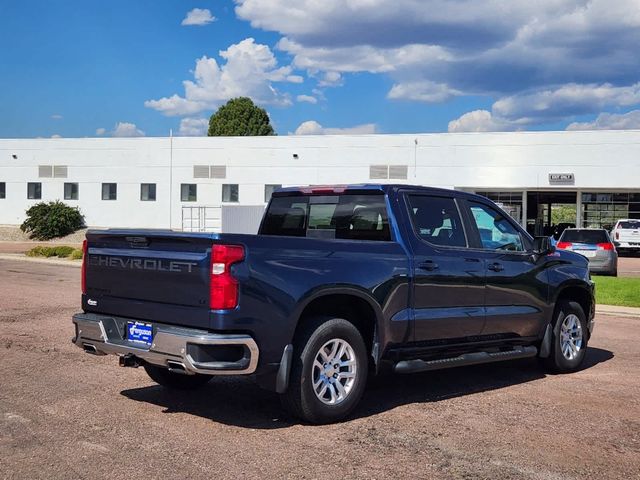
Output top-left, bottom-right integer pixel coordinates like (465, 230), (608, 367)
(51, 246), (75, 258)
(26, 245), (78, 259)
(20, 201), (85, 240)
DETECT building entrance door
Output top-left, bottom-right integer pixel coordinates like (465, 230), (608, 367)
(526, 191), (578, 238)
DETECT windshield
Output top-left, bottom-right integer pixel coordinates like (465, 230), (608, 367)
(560, 229), (609, 244)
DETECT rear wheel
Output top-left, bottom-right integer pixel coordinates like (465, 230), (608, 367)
(144, 364), (212, 390)
(544, 300), (588, 372)
(280, 317), (368, 424)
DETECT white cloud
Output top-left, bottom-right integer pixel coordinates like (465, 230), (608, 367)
(95, 127), (106, 136)
(296, 94), (317, 104)
(145, 38), (299, 116)
(493, 83), (640, 122)
(294, 120), (377, 135)
(448, 110), (517, 133)
(566, 110), (640, 130)
(51, 114), (63, 120)
(51, 134), (62, 138)
(112, 122), (145, 137)
(317, 71), (343, 87)
(388, 80), (461, 103)
(181, 8), (215, 26)
(179, 118), (209, 136)
(237, 0), (640, 126)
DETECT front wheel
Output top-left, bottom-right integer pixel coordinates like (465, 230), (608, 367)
(280, 317), (368, 424)
(143, 364), (212, 390)
(543, 300), (588, 372)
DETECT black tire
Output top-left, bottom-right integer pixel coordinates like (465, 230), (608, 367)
(143, 364), (212, 390)
(543, 300), (588, 373)
(280, 316), (368, 424)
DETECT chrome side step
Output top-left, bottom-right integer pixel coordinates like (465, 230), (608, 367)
(394, 346), (538, 374)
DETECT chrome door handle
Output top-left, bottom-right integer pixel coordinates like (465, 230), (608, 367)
(488, 262), (504, 272)
(419, 260), (439, 271)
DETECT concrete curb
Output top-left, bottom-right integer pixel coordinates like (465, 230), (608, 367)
(0, 253), (82, 268)
(596, 305), (640, 318)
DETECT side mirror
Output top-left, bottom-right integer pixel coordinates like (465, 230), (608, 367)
(533, 236), (554, 255)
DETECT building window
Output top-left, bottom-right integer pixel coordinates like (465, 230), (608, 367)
(181, 184), (197, 202)
(222, 184), (239, 203)
(64, 182), (79, 200)
(264, 184), (281, 203)
(27, 182), (42, 199)
(140, 183), (156, 201)
(102, 183), (117, 200)
(0, 182), (5, 199)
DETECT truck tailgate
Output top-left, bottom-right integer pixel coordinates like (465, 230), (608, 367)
(83, 230), (213, 328)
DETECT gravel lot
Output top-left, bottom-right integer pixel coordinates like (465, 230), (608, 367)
(1, 259), (639, 479)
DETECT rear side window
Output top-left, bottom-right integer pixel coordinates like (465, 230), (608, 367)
(261, 194), (391, 241)
(619, 221), (640, 229)
(407, 195), (466, 247)
(561, 230), (609, 244)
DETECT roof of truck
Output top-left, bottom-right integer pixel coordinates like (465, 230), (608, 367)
(274, 184), (482, 200)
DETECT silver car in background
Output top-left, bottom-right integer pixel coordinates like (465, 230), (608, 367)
(557, 228), (618, 276)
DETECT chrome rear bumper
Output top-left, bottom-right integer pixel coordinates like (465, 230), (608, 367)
(72, 312), (259, 375)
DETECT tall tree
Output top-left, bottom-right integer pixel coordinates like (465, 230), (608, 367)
(208, 97), (275, 136)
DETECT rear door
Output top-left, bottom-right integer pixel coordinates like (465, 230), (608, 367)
(460, 200), (547, 339)
(402, 192), (486, 342)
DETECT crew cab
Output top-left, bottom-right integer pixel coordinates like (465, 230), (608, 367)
(73, 185), (595, 423)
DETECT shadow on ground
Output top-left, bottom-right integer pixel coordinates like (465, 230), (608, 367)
(121, 347), (613, 429)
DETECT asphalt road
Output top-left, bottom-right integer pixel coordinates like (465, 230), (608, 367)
(1, 259), (639, 479)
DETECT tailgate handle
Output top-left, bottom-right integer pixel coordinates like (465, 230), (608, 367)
(125, 236), (149, 248)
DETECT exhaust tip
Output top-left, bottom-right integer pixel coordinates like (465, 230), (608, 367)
(83, 343), (98, 354)
(167, 361), (189, 374)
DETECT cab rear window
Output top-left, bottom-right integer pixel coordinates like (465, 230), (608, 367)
(260, 194), (391, 241)
(619, 221), (640, 229)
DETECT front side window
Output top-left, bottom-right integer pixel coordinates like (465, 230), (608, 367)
(181, 184), (197, 202)
(468, 201), (524, 251)
(260, 193), (391, 241)
(407, 195), (466, 247)
(0, 182), (5, 199)
(222, 184), (239, 203)
(64, 182), (79, 200)
(140, 183), (156, 201)
(27, 182), (42, 199)
(102, 183), (117, 200)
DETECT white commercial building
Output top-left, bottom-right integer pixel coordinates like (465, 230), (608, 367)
(1, 130), (639, 235)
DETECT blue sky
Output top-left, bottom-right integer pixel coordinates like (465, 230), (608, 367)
(1, 0), (639, 138)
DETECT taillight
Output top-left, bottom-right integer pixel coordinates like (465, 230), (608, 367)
(81, 239), (88, 294)
(210, 244), (245, 310)
(556, 242), (572, 249)
(597, 243), (615, 251)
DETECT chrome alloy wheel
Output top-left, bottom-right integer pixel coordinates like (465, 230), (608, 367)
(312, 338), (357, 405)
(560, 313), (583, 361)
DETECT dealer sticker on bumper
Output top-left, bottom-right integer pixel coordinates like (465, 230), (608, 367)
(126, 321), (153, 345)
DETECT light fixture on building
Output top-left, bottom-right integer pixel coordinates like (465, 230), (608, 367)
(292, 153), (299, 159)
(12, 154), (17, 159)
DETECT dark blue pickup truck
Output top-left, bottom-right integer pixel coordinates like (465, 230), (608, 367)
(73, 184), (595, 423)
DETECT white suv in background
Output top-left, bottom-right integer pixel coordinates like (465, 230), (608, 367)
(611, 219), (640, 254)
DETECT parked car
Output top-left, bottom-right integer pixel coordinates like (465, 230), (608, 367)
(556, 228), (618, 276)
(611, 219), (640, 255)
(72, 184), (595, 423)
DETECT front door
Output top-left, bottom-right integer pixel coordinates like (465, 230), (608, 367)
(462, 200), (547, 339)
(403, 193), (486, 342)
